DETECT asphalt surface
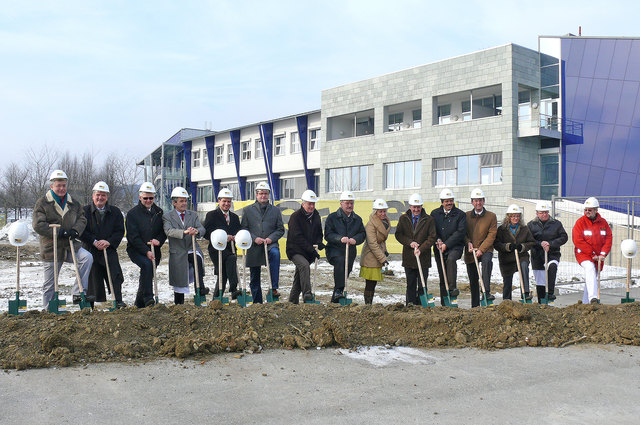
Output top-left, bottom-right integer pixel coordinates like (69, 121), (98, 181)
(2, 344), (640, 424)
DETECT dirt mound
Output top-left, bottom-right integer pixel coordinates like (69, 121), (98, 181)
(2, 301), (640, 370)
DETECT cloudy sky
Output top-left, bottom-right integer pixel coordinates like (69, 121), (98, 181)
(1, 0), (639, 168)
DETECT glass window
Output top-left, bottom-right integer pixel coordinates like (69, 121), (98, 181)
(192, 150), (200, 168)
(388, 112), (403, 131)
(326, 165), (371, 192)
(280, 178), (295, 199)
(274, 135), (285, 156)
(438, 104), (451, 124)
(241, 141), (251, 161)
(434, 152), (501, 186)
(203, 149), (208, 167)
(215, 146), (223, 164)
(226, 183), (240, 200)
(255, 139), (263, 159)
(462, 101), (471, 121)
(384, 160), (421, 189)
(290, 132), (300, 153)
(309, 129), (321, 151)
(412, 109), (422, 129)
(227, 144), (234, 163)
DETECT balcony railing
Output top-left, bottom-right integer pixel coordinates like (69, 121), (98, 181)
(518, 114), (583, 138)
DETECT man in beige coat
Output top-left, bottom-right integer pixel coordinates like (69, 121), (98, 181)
(464, 188), (497, 307)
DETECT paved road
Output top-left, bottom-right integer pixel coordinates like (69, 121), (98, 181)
(2, 345), (640, 424)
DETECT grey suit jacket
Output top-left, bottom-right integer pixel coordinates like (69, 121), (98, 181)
(240, 201), (284, 267)
(163, 209), (206, 288)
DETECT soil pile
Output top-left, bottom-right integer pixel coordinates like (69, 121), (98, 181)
(2, 301), (640, 370)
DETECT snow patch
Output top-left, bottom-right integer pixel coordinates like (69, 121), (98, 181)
(337, 346), (440, 367)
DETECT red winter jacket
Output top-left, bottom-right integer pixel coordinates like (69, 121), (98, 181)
(572, 213), (612, 268)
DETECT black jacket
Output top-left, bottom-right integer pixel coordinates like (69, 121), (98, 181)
(125, 202), (166, 260)
(80, 203), (125, 266)
(286, 207), (325, 263)
(527, 217), (568, 269)
(324, 208), (365, 261)
(203, 207), (241, 261)
(430, 206), (466, 253)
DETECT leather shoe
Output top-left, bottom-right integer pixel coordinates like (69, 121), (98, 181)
(331, 289), (345, 303)
(144, 298), (156, 307)
(485, 293), (496, 301)
(303, 293), (314, 302)
(116, 301), (127, 309)
(271, 288), (280, 298)
(449, 288), (460, 297)
(73, 294), (96, 304)
(199, 287), (210, 296)
(231, 290), (242, 300)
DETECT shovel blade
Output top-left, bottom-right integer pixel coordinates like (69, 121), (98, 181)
(443, 295), (458, 308)
(621, 292), (635, 304)
(304, 294), (321, 304)
(266, 292), (280, 303)
(419, 290), (435, 308)
(237, 291), (252, 307)
(339, 292), (353, 306)
(48, 293), (67, 314)
(8, 292), (27, 315)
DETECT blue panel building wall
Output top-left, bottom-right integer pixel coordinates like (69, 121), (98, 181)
(562, 37), (640, 197)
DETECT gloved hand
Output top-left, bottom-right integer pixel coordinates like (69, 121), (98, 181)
(383, 261), (389, 267)
(505, 243), (513, 252)
(514, 243), (523, 252)
(313, 251), (321, 260)
(58, 229), (70, 239)
(68, 229), (79, 240)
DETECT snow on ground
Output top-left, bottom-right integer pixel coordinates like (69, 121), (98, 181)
(337, 346), (440, 367)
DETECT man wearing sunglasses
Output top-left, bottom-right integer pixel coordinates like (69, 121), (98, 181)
(126, 182), (167, 307)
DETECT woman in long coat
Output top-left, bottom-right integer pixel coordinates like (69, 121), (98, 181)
(359, 199), (391, 304)
(494, 204), (536, 301)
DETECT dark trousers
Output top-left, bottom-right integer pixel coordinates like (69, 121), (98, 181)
(289, 254), (312, 304)
(129, 251), (159, 308)
(434, 248), (462, 306)
(405, 266), (428, 306)
(209, 250), (239, 294)
(502, 260), (530, 300)
(329, 254), (356, 292)
(249, 245), (280, 304)
(466, 251), (493, 307)
(187, 253), (205, 291)
(87, 258), (124, 303)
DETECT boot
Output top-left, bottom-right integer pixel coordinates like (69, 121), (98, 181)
(548, 263), (557, 301)
(536, 286), (546, 303)
(331, 289), (345, 303)
(364, 290), (374, 305)
(524, 292), (533, 301)
(174, 292), (184, 305)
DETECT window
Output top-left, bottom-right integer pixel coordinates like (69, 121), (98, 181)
(290, 132), (300, 153)
(518, 90), (531, 121)
(388, 112), (403, 131)
(197, 185), (213, 203)
(462, 101), (471, 121)
(274, 135), (285, 156)
(226, 183), (241, 200)
(255, 139), (263, 159)
(383, 160), (421, 189)
(280, 178), (295, 199)
(203, 149), (208, 167)
(540, 154), (559, 200)
(309, 129), (320, 151)
(245, 181), (258, 199)
(192, 150), (200, 168)
(438, 104), (451, 124)
(227, 144), (234, 163)
(326, 165), (371, 193)
(412, 109), (422, 128)
(472, 95), (502, 118)
(241, 141), (251, 161)
(215, 146), (223, 164)
(433, 152), (502, 187)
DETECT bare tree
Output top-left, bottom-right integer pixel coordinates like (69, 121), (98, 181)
(25, 144), (58, 204)
(1, 162), (30, 219)
(97, 153), (142, 210)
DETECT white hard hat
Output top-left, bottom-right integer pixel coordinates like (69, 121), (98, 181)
(621, 239), (638, 259)
(439, 188), (454, 200)
(584, 197), (599, 208)
(255, 181), (270, 192)
(301, 190), (318, 202)
(235, 229), (252, 250)
(340, 191), (355, 201)
(210, 229), (228, 251)
(218, 188), (233, 199)
(170, 186), (189, 199)
(49, 169), (68, 181)
(8, 221), (29, 247)
(408, 193), (423, 206)
(373, 199), (388, 210)
(535, 201), (550, 212)
(506, 204), (522, 214)
(92, 181), (110, 193)
(470, 188), (484, 199)
(139, 182), (156, 194)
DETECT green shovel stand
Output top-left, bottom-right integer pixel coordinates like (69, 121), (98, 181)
(193, 289), (208, 307)
(539, 296), (549, 305)
(214, 293), (230, 305)
(8, 291), (27, 315)
(108, 300), (118, 312)
(519, 295), (533, 304)
(77, 292), (92, 310)
(480, 295), (494, 307)
(304, 294), (321, 304)
(338, 292), (353, 306)
(419, 289), (435, 308)
(443, 294), (458, 308)
(236, 290), (252, 307)
(621, 292), (635, 304)
(48, 292), (67, 314)
(266, 291), (280, 303)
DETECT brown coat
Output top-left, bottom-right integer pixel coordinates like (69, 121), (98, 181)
(494, 221), (536, 275)
(33, 191), (87, 262)
(463, 208), (497, 264)
(394, 209), (437, 269)
(360, 212), (390, 268)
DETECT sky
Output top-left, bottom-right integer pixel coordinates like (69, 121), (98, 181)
(1, 0), (639, 169)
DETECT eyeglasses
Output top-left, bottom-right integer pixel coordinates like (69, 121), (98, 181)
(142, 197), (155, 200)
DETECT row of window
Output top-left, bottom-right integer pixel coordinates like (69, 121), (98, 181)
(325, 152), (503, 193)
(192, 129), (321, 168)
(197, 175), (321, 202)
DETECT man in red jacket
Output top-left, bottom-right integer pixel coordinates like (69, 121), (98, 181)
(572, 197), (612, 304)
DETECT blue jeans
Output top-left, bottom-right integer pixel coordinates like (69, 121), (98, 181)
(249, 245), (280, 303)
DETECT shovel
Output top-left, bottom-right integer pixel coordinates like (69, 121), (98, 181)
(148, 242), (159, 304)
(233, 243), (252, 307)
(192, 234), (207, 307)
(540, 250), (550, 305)
(473, 248), (492, 307)
(213, 244), (230, 305)
(594, 256), (602, 304)
(621, 257), (635, 303)
(416, 250), (435, 308)
(103, 249), (118, 311)
(438, 249), (457, 307)
(48, 224), (67, 314)
(264, 243), (279, 303)
(305, 244), (321, 304)
(339, 242), (353, 306)
(8, 245), (27, 315)
(69, 238), (92, 310)
(514, 248), (532, 304)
